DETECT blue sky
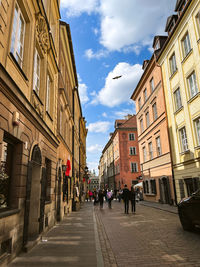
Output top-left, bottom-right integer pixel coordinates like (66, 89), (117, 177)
(60, 0), (175, 174)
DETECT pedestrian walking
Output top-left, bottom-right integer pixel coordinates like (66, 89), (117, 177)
(107, 189), (113, 209)
(86, 190), (89, 202)
(89, 190), (93, 201)
(98, 189), (104, 209)
(122, 184), (130, 214)
(130, 186), (136, 213)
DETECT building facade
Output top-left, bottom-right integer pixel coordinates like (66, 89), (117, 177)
(157, 0), (200, 203)
(131, 46), (175, 205)
(0, 0), (87, 264)
(99, 115), (141, 190)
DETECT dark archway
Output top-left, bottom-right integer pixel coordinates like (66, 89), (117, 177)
(23, 145), (42, 246)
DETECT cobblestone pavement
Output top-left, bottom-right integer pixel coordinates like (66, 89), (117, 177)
(94, 200), (200, 267)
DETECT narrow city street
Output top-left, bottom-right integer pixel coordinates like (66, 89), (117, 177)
(9, 201), (200, 267)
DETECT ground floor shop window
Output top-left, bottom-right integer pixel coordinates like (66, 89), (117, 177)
(0, 140), (13, 210)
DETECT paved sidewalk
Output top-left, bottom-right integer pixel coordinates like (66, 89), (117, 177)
(9, 202), (103, 267)
(139, 200), (178, 214)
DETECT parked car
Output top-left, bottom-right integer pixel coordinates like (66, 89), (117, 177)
(178, 189), (200, 231)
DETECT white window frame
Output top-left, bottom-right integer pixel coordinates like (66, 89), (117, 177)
(182, 32), (191, 58)
(150, 78), (155, 92)
(33, 49), (40, 95)
(174, 87), (182, 111)
(130, 147), (136, 155)
(146, 111), (150, 128)
(148, 142), (153, 160)
(143, 88), (147, 102)
(156, 136), (162, 156)
(140, 119), (144, 133)
(138, 97), (141, 109)
(143, 146), (146, 162)
(46, 74), (51, 113)
(129, 133), (135, 141)
(10, 3), (25, 67)
(152, 102), (158, 120)
(169, 53), (177, 75)
(187, 72), (198, 99)
(179, 127), (189, 152)
(194, 117), (200, 146)
(131, 162), (138, 173)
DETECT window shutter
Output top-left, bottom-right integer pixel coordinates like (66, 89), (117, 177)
(143, 181), (146, 194)
(179, 179), (185, 199)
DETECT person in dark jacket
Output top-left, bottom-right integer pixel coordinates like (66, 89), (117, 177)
(98, 190), (104, 209)
(122, 184), (130, 214)
(130, 186), (136, 213)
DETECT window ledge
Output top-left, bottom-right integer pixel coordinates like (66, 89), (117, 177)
(46, 111), (53, 121)
(169, 69), (178, 80)
(194, 145), (200, 150)
(180, 150), (190, 155)
(45, 200), (51, 205)
(181, 49), (193, 64)
(145, 193), (156, 196)
(0, 208), (20, 219)
(33, 89), (43, 106)
(187, 92), (200, 104)
(174, 106), (183, 115)
(9, 52), (28, 81)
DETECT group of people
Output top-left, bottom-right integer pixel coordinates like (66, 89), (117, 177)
(85, 185), (137, 214)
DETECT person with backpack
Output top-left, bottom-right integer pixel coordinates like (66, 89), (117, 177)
(107, 189), (113, 209)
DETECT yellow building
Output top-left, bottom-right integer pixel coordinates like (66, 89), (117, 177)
(0, 0), (60, 263)
(157, 0), (200, 203)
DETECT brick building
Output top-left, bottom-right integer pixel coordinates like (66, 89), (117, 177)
(99, 115), (141, 190)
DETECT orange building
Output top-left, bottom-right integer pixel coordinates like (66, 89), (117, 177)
(131, 37), (176, 205)
(113, 115), (141, 190)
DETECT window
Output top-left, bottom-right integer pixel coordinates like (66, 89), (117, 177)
(196, 11), (200, 36)
(130, 147), (136, 155)
(145, 111), (150, 128)
(0, 140), (13, 209)
(150, 180), (157, 194)
(60, 106), (63, 135)
(152, 103), (158, 120)
(143, 146), (146, 162)
(33, 49), (40, 95)
(148, 142), (153, 160)
(182, 32), (191, 58)
(129, 133), (135, 141)
(150, 78), (155, 92)
(131, 163), (138, 173)
(46, 75), (51, 113)
(187, 72), (198, 98)
(138, 97), (141, 109)
(140, 119), (144, 133)
(179, 127), (188, 152)
(169, 53), (177, 75)
(10, 3), (25, 67)
(143, 88), (147, 102)
(45, 158), (51, 201)
(174, 88), (182, 111)
(194, 117), (200, 146)
(156, 136), (162, 156)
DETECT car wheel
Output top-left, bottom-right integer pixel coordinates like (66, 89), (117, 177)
(179, 211), (194, 231)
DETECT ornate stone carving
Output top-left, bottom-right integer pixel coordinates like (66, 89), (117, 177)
(36, 13), (49, 54)
(32, 92), (44, 118)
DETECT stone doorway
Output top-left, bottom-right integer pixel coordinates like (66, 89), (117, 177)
(160, 177), (171, 204)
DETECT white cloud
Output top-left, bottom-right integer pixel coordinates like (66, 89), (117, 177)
(60, 0), (99, 17)
(88, 121), (111, 133)
(87, 144), (102, 153)
(84, 48), (109, 60)
(61, 0), (174, 54)
(102, 112), (107, 118)
(99, 0), (175, 51)
(87, 161), (99, 175)
(114, 109), (134, 119)
(78, 75), (89, 104)
(93, 62), (143, 107)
